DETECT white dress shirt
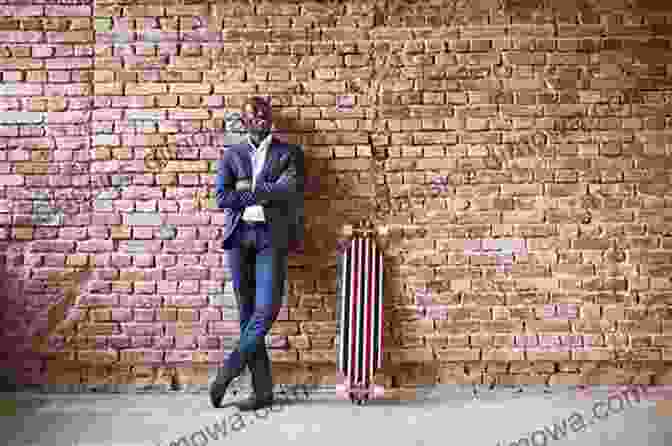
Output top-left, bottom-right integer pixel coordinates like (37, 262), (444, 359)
(241, 132), (272, 222)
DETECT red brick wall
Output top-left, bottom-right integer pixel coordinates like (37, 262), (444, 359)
(1, 0), (672, 390)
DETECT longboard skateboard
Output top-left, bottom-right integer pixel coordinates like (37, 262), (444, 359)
(336, 224), (387, 405)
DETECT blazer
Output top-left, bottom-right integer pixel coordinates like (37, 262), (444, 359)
(215, 136), (304, 252)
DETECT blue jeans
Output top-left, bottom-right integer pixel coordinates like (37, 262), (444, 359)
(225, 221), (287, 371)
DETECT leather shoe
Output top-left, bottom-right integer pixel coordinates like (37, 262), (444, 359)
(235, 393), (274, 412)
(210, 351), (247, 409)
(209, 366), (238, 408)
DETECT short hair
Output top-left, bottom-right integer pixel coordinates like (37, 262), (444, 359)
(242, 96), (272, 115)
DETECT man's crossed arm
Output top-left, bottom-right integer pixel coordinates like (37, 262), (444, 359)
(215, 146), (303, 210)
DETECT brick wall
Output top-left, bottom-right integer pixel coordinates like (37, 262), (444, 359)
(1, 0), (672, 392)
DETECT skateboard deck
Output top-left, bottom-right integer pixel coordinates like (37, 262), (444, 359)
(336, 235), (385, 405)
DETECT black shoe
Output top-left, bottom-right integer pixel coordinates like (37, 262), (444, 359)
(244, 341), (275, 411)
(235, 393), (274, 412)
(210, 367), (237, 408)
(210, 352), (247, 409)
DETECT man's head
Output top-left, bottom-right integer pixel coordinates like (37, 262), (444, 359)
(241, 96), (273, 143)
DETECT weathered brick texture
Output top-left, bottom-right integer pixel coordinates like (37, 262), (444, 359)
(1, 0), (672, 391)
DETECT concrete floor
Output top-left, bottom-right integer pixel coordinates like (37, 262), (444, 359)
(0, 385), (670, 446)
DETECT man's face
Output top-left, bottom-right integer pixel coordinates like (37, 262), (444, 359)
(241, 103), (272, 139)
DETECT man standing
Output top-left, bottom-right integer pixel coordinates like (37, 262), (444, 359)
(209, 96), (303, 411)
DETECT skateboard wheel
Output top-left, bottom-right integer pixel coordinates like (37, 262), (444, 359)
(373, 385), (385, 398)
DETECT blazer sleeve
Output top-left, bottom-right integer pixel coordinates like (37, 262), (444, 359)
(254, 144), (303, 202)
(215, 152), (263, 210)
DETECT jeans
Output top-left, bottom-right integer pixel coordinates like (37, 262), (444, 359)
(224, 221), (288, 372)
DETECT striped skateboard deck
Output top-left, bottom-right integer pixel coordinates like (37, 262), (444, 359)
(336, 235), (385, 405)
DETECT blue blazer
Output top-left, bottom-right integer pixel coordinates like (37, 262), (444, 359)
(215, 137), (304, 252)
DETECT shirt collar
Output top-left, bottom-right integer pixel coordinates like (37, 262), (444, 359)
(247, 132), (273, 153)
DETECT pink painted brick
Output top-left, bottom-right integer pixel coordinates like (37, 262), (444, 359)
(463, 239), (483, 255)
(1, 82), (43, 96)
(77, 293), (119, 307)
(197, 336), (219, 349)
(200, 308), (221, 321)
(42, 254), (66, 266)
(163, 295), (207, 307)
(86, 281), (111, 294)
(44, 58), (93, 70)
(111, 308), (132, 322)
(2, 71), (22, 82)
(277, 306), (289, 321)
(156, 42), (179, 54)
(110, 255), (132, 267)
(44, 336), (66, 351)
(204, 350), (226, 363)
(121, 323), (162, 336)
(90, 337), (108, 349)
(48, 71), (70, 83)
(0, 31), (42, 42)
(30, 240), (75, 252)
(0, 175), (24, 186)
(91, 213), (122, 225)
(49, 45), (75, 58)
(210, 214), (227, 226)
(557, 303), (578, 319)
(210, 321), (239, 336)
(172, 227), (196, 241)
(66, 97), (94, 110)
(157, 281), (178, 293)
(165, 351), (197, 363)
(1, 6), (44, 16)
(162, 241), (208, 254)
(267, 335), (289, 349)
(108, 335), (130, 349)
(134, 282), (156, 294)
(165, 267), (209, 281)
(539, 335), (562, 347)
(174, 337), (197, 349)
(78, 240), (114, 252)
(177, 280), (199, 293)
(45, 5), (92, 16)
(93, 109), (123, 121)
(44, 111), (89, 125)
(43, 84), (88, 96)
(133, 308), (155, 321)
(71, 71), (92, 83)
(0, 127), (19, 138)
(155, 336), (174, 349)
(543, 304), (556, 319)
(123, 134), (159, 147)
(73, 45), (94, 57)
(130, 336), (154, 348)
(120, 186), (163, 199)
(79, 293), (119, 307)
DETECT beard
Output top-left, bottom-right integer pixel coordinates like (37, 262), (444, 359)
(247, 125), (271, 141)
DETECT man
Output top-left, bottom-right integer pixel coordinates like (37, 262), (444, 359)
(209, 96), (304, 411)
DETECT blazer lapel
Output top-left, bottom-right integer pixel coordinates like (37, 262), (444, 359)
(258, 139), (280, 181)
(238, 145), (253, 179)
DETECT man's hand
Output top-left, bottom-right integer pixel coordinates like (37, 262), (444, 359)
(235, 179), (252, 191)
